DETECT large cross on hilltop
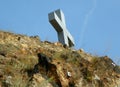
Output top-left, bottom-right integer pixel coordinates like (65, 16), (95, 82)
(48, 9), (75, 47)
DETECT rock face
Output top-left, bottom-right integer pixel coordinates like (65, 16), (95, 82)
(0, 31), (120, 87)
(32, 53), (62, 87)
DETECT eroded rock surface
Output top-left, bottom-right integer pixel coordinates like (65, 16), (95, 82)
(0, 31), (120, 87)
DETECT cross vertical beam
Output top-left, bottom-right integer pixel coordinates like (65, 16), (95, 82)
(48, 9), (75, 47)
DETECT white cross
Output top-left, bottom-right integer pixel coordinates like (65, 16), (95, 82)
(48, 9), (75, 47)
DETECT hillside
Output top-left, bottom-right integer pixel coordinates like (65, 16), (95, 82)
(0, 30), (120, 87)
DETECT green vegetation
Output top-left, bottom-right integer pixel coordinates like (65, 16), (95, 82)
(0, 31), (120, 87)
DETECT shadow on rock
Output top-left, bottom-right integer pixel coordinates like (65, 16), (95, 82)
(32, 53), (62, 87)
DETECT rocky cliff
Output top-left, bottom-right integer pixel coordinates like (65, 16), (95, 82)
(0, 30), (120, 87)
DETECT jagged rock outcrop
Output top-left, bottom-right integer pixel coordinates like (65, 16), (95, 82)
(0, 31), (120, 87)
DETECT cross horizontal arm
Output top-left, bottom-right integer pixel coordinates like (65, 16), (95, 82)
(65, 29), (75, 45)
(49, 12), (65, 32)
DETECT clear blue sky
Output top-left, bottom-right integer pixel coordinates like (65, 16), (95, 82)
(0, 0), (120, 64)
